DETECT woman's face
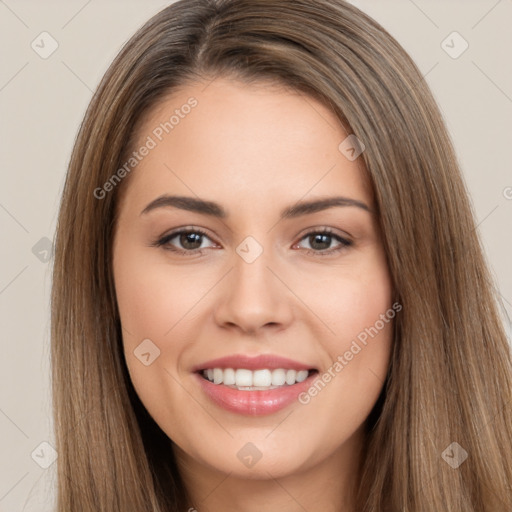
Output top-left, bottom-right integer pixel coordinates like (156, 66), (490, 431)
(113, 77), (394, 482)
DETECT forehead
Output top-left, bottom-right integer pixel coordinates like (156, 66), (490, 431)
(121, 77), (372, 215)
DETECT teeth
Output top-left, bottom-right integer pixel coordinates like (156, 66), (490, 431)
(235, 369), (253, 387)
(286, 369), (297, 385)
(201, 368), (311, 388)
(213, 368), (223, 385)
(223, 368), (236, 385)
(272, 369), (286, 386)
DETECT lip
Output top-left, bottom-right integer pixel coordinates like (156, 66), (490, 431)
(194, 370), (319, 416)
(191, 354), (316, 372)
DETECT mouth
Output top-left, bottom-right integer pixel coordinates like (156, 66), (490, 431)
(192, 354), (320, 415)
(194, 366), (319, 416)
(197, 367), (319, 391)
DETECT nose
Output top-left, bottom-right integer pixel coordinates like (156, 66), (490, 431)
(213, 246), (294, 335)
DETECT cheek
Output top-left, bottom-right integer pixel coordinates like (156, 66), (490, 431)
(113, 246), (224, 404)
(113, 248), (208, 421)
(113, 248), (211, 341)
(294, 250), (393, 347)
(293, 253), (394, 427)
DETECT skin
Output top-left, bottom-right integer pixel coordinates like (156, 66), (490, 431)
(113, 77), (394, 512)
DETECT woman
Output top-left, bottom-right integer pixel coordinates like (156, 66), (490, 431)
(51, 0), (512, 510)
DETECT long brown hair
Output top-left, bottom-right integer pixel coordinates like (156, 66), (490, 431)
(51, 0), (512, 510)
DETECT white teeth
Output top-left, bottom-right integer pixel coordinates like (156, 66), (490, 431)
(213, 368), (223, 385)
(223, 368), (236, 385)
(271, 369), (286, 386)
(201, 368), (312, 388)
(285, 369), (296, 385)
(235, 369), (253, 387)
(296, 370), (309, 383)
(253, 369), (272, 387)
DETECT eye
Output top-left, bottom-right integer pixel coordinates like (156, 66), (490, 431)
(153, 227), (218, 255)
(294, 228), (352, 255)
(152, 226), (352, 257)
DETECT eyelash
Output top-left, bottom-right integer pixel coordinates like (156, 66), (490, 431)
(152, 226), (353, 257)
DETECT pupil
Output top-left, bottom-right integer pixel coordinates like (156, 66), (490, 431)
(181, 233), (202, 249)
(310, 234), (331, 250)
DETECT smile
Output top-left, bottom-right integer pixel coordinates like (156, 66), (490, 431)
(201, 368), (312, 390)
(195, 369), (319, 416)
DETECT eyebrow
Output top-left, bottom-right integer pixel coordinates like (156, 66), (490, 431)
(140, 194), (372, 218)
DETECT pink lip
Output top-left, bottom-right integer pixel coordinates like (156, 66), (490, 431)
(194, 370), (318, 416)
(191, 354), (316, 372)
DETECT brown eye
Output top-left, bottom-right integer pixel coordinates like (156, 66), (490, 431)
(154, 228), (218, 254)
(295, 229), (352, 255)
(308, 233), (333, 250)
(179, 232), (204, 250)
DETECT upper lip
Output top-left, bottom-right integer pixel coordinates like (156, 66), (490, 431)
(192, 354), (317, 372)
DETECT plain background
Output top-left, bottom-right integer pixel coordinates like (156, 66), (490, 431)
(0, 1), (511, 510)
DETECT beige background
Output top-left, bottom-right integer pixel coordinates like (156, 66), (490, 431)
(0, 0), (511, 510)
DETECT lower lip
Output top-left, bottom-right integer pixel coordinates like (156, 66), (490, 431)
(194, 371), (318, 416)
